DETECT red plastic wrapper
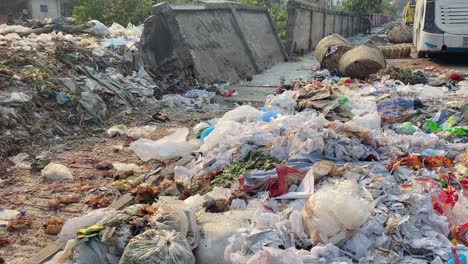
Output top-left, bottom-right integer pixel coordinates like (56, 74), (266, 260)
(239, 165), (306, 197)
(267, 165), (306, 197)
(452, 222), (468, 246)
(449, 73), (466, 81)
(432, 188), (458, 216)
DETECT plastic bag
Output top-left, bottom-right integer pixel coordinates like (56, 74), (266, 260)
(44, 239), (75, 264)
(0, 92), (31, 104)
(302, 180), (373, 245)
(8, 153), (31, 170)
(265, 91), (297, 115)
(41, 163), (74, 182)
(58, 208), (115, 248)
(196, 210), (255, 264)
(85, 20), (110, 37)
(201, 121), (241, 151)
(130, 128), (192, 161)
(72, 237), (112, 264)
(127, 126), (157, 139)
(246, 246), (303, 264)
(119, 229), (195, 264)
(152, 200), (199, 249)
(102, 38), (126, 49)
(218, 105), (263, 124)
(449, 193), (468, 226)
(112, 163), (140, 175)
(350, 112), (381, 130)
(394, 122), (417, 135)
(193, 122), (210, 134)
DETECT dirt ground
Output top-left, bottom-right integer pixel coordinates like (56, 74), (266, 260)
(388, 53), (468, 74)
(0, 108), (226, 263)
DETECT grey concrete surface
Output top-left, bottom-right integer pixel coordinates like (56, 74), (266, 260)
(285, 0), (363, 56)
(142, 2), (287, 83)
(213, 53), (319, 106)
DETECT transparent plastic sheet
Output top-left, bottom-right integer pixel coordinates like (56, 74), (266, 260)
(130, 128), (192, 161)
(350, 112), (382, 131)
(265, 91), (297, 115)
(119, 230), (195, 264)
(302, 180), (373, 245)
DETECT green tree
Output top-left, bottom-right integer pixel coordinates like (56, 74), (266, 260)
(341, 0), (384, 13)
(73, 0), (153, 26)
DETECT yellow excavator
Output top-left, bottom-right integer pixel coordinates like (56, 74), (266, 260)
(403, 1), (415, 25)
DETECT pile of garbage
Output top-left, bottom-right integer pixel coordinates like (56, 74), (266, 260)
(42, 57), (467, 263)
(0, 19), (218, 159)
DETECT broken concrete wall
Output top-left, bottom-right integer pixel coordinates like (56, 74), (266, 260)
(142, 2), (287, 83)
(285, 0), (363, 56)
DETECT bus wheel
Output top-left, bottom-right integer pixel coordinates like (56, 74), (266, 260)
(417, 51), (427, 58)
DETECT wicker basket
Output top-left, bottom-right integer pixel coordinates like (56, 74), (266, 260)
(387, 25), (413, 44)
(378, 44), (412, 59)
(339, 45), (386, 79)
(322, 44), (353, 72)
(315, 34), (349, 64)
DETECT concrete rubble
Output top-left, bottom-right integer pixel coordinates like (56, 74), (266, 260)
(0, 5), (467, 264)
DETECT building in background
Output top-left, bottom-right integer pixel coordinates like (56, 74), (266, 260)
(0, 0), (77, 24)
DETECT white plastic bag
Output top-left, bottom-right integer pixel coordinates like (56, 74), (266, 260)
(41, 163), (74, 182)
(44, 239), (75, 264)
(85, 20), (110, 37)
(264, 90), (297, 115)
(130, 128), (192, 161)
(218, 105), (262, 124)
(58, 208), (115, 248)
(8, 153), (31, 170)
(152, 199), (199, 249)
(0, 92), (31, 104)
(246, 247), (303, 264)
(302, 180), (373, 245)
(201, 121), (241, 151)
(112, 162), (141, 174)
(350, 112), (381, 130)
(449, 192), (468, 226)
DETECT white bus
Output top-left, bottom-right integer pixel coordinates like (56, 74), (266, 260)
(414, 0), (468, 58)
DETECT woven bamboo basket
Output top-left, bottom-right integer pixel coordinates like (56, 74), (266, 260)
(315, 34), (349, 63)
(378, 44), (412, 59)
(321, 44), (353, 72)
(387, 25), (413, 44)
(339, 45), (386, 79)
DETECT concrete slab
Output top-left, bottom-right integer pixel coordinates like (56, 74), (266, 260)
(214, 53), (318, 106)
(285, 0), (363, 56)
(142, 2), (287, 83)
